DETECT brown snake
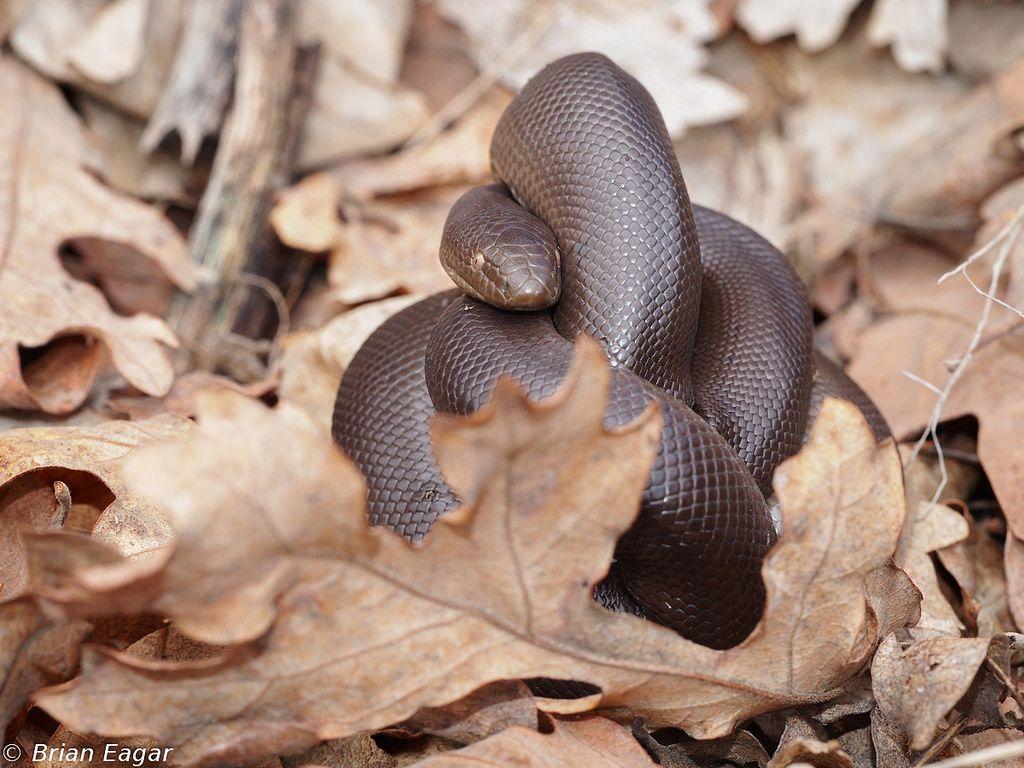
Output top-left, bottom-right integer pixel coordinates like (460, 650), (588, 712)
(332, 53), (890, 650)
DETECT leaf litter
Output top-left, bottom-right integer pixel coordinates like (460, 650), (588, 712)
(1, 1), (1023, 766)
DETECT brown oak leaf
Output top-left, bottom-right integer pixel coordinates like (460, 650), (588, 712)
(871, 634), (991, 750)
(406, 715), (656, 768)
(0, 55), (194, 413)
(937, 517), (1017, 637)
(332, 88), (510, 200)
(0, 598), (91, 733)
(327, 189), (459, 305)
(0, 414), (191, 601)
(895, 449), (973, 639)
(33, 341), (913, 766)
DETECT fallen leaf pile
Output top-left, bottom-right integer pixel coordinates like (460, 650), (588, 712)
(2, 1), (1024, 767)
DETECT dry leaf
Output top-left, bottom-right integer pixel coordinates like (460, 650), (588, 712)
(106, 371), (278, 421)
(895, 500), (968, 639)
(735, 0), (861, 52)
(634, 727), (770, 767)
(958, 634), (1023, 734)
(786, 41), (1024, 272)
(0, 475), (68, 602)
(407, 716), (656, 768)
(65, 0), (148, 84)
(736, 0), (947, 72)
(868, 242), (983, 320)
(66, 240), (178, 319)
(0, 56), (194, 413)
(278, 295), (421, 425)
(676, 123), (803, 253)
(870, 707), (910, 768)
(438, 0), (747, 137)
(853, 317), (1024, 541)
(298, 56), (428, 169)
(292, 0), (420, 174)
(328, 189), (460, 304)
(938, 517), (1016, 637)
(81, 97), (192, 204)
(1007, 535), (1024, 632)
(296, 0), (412, 85)
(0, 414), (191, 580)
(866, 0), (947, 74)
(29, 625), (228, 768)
(31, 344), (914, 766)
(270, 173), (344, 253)
(896, 448), (973, 639)
(333, 89), (511, 200)
(871, 634), (991, 750)
(846, 231), (1024, 557)
(947, 728), (1024, 767)
(768, 737), (852, 768)
(10, 0), (108, 80)
(0, 598), (91, 733)
(979, 180), (1024, 310)
(10, 0), (186, 118)
(836, 727), (874, 768)
(400, 680), (537, 745)
(399, 0), (478, 114)
(15, 0), (153, 88)
(283, 734), (395, 768)
(0, 0), (30, 43)
(948, 0), (1024, 80)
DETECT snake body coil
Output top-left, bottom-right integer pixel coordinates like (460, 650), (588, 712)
(333, 53), (889, 648)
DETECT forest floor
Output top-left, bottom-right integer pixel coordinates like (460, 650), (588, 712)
(1, 1), (1023, 767)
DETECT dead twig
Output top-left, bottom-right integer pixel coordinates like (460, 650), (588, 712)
(225, 42), (320, 345)
(168, 0), (297, 379)
(922, 739), (1024, 768)
(912, 717), (966, 768)
(141, 0), (243, 164)
(902, 201), (1024, 501)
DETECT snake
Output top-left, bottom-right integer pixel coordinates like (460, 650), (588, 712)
(332, 52), (890, 650)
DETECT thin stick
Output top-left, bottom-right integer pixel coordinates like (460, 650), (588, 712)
(985, 656), (1024, 712)
(922, 739), (1024, 768)
(961, 267), (1024, 319)
(169, 0), (295, 376)
(912, 717), (966, 767)
(901, 370), (943, 395)
(939, 205), (1024, 283)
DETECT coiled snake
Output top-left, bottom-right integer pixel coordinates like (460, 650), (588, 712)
(332, 53), (889, 649)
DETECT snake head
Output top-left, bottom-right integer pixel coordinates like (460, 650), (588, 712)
(440, 184), (561, 311)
